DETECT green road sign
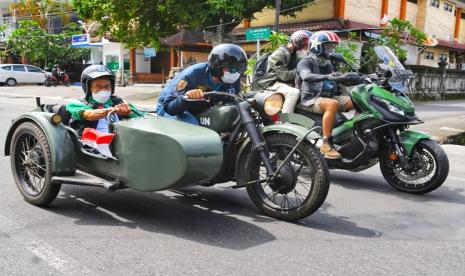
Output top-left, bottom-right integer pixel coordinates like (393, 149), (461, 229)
(246, 27), (271, 41)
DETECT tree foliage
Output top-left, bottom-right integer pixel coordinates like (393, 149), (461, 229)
(6, 20), (90, 67)
(71, 0), (315, 48)
(9, 0), (74, 32)
(361, 18), (426, 72)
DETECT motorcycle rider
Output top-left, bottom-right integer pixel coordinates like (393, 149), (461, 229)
(296, 31), (353, 159)
(66, 65), (143, 134)
(51, 64), (62, 81)
(156, 43), (247, 125)
(252, 30), (310, 113)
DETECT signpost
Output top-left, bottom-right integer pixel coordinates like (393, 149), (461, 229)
(143, 47), (157, 58)
(245, 27), (271, 59)
(71, 34), (90, 47)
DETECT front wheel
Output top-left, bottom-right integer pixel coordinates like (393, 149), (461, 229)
(10, 122), (61, 205)
(44, 79), (52, 87)
(238, 133), (330, 221)
(380, 139), (449, 194)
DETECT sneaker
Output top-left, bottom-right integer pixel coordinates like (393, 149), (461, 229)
(320, 142), (341, 159)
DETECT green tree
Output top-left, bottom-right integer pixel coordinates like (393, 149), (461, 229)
(361, 18), (426, 73)
(6, 20), (89, 67)
(71, 0), (315, 48)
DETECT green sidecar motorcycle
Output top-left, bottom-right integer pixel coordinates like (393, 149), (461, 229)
(285, 46), (449, 194)
(4, 91), (329, 221)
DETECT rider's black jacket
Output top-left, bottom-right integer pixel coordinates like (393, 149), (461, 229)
(296, 53), (337, 106)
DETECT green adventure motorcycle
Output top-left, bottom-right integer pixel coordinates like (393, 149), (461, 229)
(284, 46), (449, 194)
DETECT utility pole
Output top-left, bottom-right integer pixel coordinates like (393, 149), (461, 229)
(274, 0), (282, 32)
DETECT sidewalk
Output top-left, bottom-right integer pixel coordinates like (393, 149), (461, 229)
(0, 85), (463, 143)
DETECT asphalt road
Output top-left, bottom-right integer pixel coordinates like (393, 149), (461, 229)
(0, 95), (465, 275)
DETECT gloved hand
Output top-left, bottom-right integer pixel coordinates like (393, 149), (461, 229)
(326, 72), (343, 81)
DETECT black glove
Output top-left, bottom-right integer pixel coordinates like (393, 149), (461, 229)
(326, 72), (343, 81)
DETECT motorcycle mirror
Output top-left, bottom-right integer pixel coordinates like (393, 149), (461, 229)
(329, 53), (347, 64)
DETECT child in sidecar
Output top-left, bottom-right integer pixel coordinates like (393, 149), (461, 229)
(66, 65), (144, 134)
(65, 65), (144, 156)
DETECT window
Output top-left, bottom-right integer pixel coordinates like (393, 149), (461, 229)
(444, 2), (454, 12)
(439, 53), (448, 61)
(0, 65), (11, 71)
(425, 51), (435, 60)
(430, 0), (439, 8)
(26, 66), (42, 72)
(13, 65), (26, 72)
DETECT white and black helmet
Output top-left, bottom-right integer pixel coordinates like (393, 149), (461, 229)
(81, 65), (115, 101)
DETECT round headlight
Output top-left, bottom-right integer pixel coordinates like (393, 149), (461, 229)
(263, 93), (284, 116)
(51, 113), (63, 125)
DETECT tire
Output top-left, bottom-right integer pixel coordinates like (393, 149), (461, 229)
(380, 139), (449, 194)
(10, 122), (61, 205)
(6, 78), (17, 86)
(238, 133), (330, 221)
(64, 80), (70, 87)
(44, 79), (52, 87)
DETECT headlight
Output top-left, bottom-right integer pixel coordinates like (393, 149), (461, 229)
(255, 91), (284, 116)
(50, 113), (63, 125)
(373, 96), (405, 116)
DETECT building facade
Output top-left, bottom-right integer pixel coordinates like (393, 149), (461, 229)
(234, 0), (465, 69)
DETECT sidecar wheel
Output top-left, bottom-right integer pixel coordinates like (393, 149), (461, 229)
(10, 122), (60, 205)
(380, 139), (449, 194)
(239, 133), (330, 221)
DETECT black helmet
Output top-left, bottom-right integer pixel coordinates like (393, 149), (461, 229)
(81, 65), (115, 101)
(208, 43), (247, 78)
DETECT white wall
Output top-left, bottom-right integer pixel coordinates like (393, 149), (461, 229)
(404, 44), (419, 65)
(135, 49), (151, 73)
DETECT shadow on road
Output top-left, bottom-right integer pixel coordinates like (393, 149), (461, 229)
(43, 183), (384, 249)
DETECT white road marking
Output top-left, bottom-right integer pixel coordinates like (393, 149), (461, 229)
(0, 214), (96, 275)
(440, 127), (465, 132)
(70, 195), (133, 224)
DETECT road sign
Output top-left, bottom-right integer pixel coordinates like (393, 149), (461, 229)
(144, 47), (157, 57)
(71, 34), (90, 47)
(246, 27), (271, 41)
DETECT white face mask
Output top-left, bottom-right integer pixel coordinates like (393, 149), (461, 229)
(221, 71), (241, 84)
(92, 90), (111, 104)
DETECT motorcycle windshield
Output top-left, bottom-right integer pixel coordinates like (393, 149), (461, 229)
(374, 46), (413, 92)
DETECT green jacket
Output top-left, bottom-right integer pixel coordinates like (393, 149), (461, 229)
(252, 46), (298, 90)
(66, 96), (143, 121)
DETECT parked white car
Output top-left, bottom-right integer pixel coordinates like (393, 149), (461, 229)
(0, 64), (50, 86)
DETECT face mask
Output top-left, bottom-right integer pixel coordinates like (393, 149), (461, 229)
(221, 71), (241, 84)
(323, 44), (337, 58)
(92, 90), (111, 104)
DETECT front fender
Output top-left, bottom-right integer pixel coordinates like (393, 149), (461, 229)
(399, 130), (431, 155)
(4, 112), (76, 175)
(235, 122), (321, 171)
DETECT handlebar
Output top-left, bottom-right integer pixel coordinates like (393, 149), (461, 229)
(182, 91), (242, 102)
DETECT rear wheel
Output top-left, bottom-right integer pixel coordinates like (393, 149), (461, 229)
(10, 122), (60, 205)
(238, 133), (330, 221)
(6, 78), (16, 86)
(63, 79), (71, 87)
(380, 139), (449, 194)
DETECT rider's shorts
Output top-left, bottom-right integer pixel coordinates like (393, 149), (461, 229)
(300, 95), (350, 114)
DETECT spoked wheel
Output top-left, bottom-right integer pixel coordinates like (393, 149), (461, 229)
(10, 122), (60, 205)
(239, 133), (330, 221)
(380, 139), (449, 194)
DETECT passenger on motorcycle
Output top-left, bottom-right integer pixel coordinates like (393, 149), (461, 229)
(66, 65), (143, 134)
(296, 31), (354, 159)
(156, 43), (247, 125)
(252, 30), (310, 113)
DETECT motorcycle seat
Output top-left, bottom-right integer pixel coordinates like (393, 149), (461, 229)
(295, 104), (348, 127)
